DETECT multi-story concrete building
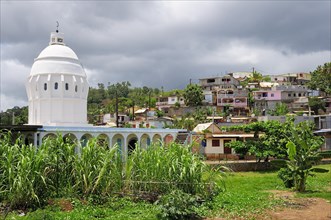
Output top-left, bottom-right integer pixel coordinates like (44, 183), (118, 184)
(199, 75), (240, 106)
(269, 73), (311, 85)
(217, 88), (249, 116)
(253, 85), (310, 112)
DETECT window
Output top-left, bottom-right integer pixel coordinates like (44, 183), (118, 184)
(75, 85), (78, 92)
(271, 93), (274, 97)
(298, 93), (301, 97)
(288, 93), (291, 97)
(212, 139), (220, 147)
(262, 93), (268, 97)
(65, 83), (69, 90)
(58, 38), (63, 43)
(207, 79), (215, 83)
(54, 82), (58, 90)
(44, 83), (47, 91)
(293, 93), (296, 97)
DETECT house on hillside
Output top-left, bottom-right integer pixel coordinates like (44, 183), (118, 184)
(199, 75), (240, 105)
(193, 123), (256, 160)
(269, 73), (311, 85)
(216, 87), (249, 116)
(156, 95), (185, 112)
(253, 85), (309, 112)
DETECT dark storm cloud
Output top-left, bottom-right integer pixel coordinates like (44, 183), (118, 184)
(1, 1), (330, 111)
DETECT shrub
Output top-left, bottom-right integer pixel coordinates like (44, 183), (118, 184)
(157, 189), (201, 220)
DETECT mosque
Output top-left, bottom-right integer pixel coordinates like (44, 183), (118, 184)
(4, 29), (189, 155)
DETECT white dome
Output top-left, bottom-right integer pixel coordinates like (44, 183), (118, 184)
(26, 31), (89, 127)
(38, 45), (79, 60)
(30, 44), (87, 77)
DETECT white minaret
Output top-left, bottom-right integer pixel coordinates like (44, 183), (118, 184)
(25, 29), (90, 126)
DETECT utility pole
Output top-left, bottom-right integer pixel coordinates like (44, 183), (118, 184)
(115, 91), (119, 127)
(252, 67), (255, 73)
(148, 91), (151, 109)
(189, 79), (192, 85)
(12, 112), (15, 125)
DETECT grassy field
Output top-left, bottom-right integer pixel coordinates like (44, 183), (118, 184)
(4, 164), (331, 220)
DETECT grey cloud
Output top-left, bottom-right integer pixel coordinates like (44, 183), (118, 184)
(1, 1), (330, 111)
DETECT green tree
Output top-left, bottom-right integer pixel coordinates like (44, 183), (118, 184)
(183, 84), (203, 106)
(225, 119), (293, 162)
(107, 81), (131, 99)
(308, 97), (326, 115)
(308, 62), (331, 95)
(268, 103), (289, 116)
(0, 106), (28, 125)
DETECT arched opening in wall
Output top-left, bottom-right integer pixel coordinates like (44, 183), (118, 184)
(112, 134), (124, 148)
(63, 133), (78, 146)
(140, 134), (150, 149)
(164, 134), (174, 145)
(152, 134), (162, 146)
(127, 134), (138, 154)
(24, 133), (34, 145)
(54, 82), (58, 90)
(42, 133), (57, 144)
(112, 134), (124, 157)
(80, 133), (93, 147)
(65, 83), (69, 90)
(96, 134), (109, 149)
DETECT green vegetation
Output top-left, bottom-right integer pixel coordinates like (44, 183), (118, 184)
(275, 122), (327, 192)
(225, 119), (294, 162)
(267, 103), (289, 116)
(308, 96), (326, 115)
(0, 132), (222, 219)
(5, 164), (330, 219)
(211, 164), (331, 219)
(0, 106), (28, 125)
(183, 84), (203, 107)
(308, 62), (331, 95)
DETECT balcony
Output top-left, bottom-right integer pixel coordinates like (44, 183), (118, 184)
(156, 101), (169, 106)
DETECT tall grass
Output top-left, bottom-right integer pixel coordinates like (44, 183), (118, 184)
(0, 132), (223, 209)
(126, 143), (222, 199)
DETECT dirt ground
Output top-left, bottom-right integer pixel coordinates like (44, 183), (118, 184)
(263, 190), (331, 220)
(208, 190), (331, 220)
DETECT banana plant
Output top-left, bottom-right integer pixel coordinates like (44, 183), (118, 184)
(273, 122), (328, 192)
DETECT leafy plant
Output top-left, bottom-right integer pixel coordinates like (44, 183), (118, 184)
(277, 122), (328, 192)
(157, 189), (201, 220)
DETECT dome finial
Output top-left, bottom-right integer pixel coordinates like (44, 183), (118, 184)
(56, 21), (59, 33)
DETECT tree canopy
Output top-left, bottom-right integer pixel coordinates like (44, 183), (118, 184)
(225, 118), (295, 162)
(183, 84), (203, 107)
(308, 62), (331, 95)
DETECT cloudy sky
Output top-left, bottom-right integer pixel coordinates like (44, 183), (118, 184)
(1, 1), (330, 111)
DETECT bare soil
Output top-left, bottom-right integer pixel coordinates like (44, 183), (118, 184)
(263, 190), (331, 220)
(48, 198), (73, 212)
(207, 191), (331, 220)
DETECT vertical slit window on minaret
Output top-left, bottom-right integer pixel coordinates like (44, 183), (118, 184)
(65, 83), (69, 90)
(55, 82), (58, 90)
(44, 83), (47, 91)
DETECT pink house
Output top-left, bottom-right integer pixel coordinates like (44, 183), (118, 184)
(253, 90), (282, 101)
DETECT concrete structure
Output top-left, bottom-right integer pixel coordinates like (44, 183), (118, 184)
(15, 30), (189, 155)
(192, 123), (255, 160)
(156, 95), (185, 111)
(26, 31), (89, 126)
